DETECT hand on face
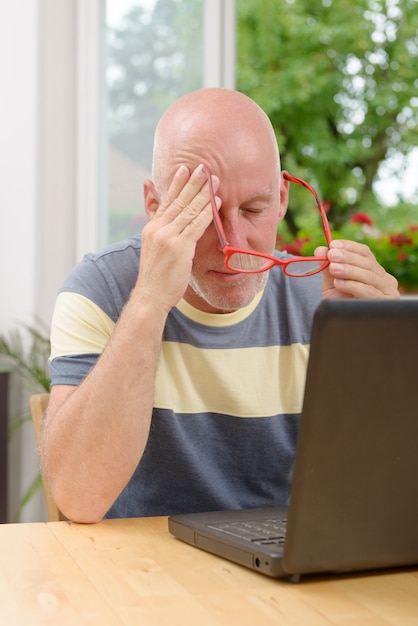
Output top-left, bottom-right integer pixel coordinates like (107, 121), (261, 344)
(138, 164), (220, 313)
(317, 240), (400, 299)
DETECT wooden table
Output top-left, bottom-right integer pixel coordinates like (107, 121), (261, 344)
(1, 516), (418, 625)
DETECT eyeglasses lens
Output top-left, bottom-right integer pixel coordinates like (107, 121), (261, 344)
(227, 252), (273, 272)
(285, 259), (328, 276)
(228, 253), (327, 276)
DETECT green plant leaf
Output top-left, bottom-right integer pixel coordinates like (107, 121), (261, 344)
(0, 319), (51, 519)
(8, 414), (32, 438)
(12, 474), (43, 523)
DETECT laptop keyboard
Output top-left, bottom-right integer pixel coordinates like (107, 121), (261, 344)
(207, 517), (287, 546)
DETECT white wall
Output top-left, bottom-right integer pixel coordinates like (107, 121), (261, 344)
(0, 2), (37, 333)
(0, 0), (47, 521)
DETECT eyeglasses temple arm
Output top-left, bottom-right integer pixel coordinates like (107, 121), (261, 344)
(283, 171), (333, 246)
(202, 164), (230, 248)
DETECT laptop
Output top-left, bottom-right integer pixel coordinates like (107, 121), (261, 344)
(168, 298), (418, 581)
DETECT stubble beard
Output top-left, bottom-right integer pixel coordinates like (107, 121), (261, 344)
(188, 270), (269, 313)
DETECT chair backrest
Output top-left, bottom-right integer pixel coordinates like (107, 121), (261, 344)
(29, 393), (67, 522)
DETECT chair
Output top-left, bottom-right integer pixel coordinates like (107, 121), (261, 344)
(29, 393), (67, 521)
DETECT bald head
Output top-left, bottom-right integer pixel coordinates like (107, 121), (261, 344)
(151, 88), (280, 193)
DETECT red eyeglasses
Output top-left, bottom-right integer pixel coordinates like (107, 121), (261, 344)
(203, 165), (333, 277)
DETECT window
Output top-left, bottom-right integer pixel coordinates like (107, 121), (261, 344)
(102, 0), (235, 244)
(36, 0), (235, 323)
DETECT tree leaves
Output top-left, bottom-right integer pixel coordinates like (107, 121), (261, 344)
(236, 0), (418, 232)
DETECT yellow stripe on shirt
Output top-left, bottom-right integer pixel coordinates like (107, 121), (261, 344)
(154, 341), (309, 418)
(51, 291), (310, 418)
(50, 292), (115, 359)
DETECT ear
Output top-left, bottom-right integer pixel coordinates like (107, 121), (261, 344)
(143, 179), (160, 219)
(278, 171), (290, 220)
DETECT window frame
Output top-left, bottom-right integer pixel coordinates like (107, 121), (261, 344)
(37, 0), (235, 321)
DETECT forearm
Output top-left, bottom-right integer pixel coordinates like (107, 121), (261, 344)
(41, 164), (216, 523)
(40, 293), (167, 523)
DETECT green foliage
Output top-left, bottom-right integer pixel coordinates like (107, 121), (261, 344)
(12, 475), (44, 523)
(371, 230), (418, 291)
(0, 321), (51, 520)
(236, 0), (418, 231)
(0, 322), (51, 399)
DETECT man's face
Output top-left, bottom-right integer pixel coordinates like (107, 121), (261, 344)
(184, 153), (285, 314)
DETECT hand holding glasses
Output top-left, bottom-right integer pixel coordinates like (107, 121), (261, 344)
(203, 165), (333, 277)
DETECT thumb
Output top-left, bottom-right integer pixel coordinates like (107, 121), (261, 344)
(315, 246), (333, 294)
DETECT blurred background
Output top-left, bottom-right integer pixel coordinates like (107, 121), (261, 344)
(0, 0), (416, 522)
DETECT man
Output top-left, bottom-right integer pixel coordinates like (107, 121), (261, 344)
(41, 88), (399, 523)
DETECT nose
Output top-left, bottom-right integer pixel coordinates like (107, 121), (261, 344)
(217, 210), (246, 250)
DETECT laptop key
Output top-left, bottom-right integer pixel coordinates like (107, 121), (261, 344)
(208, 518), (287, 543)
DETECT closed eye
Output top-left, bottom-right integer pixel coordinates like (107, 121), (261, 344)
(240, 204), (272, 216)
(241, 207), (263, 214)
(240, 189), (274, 216)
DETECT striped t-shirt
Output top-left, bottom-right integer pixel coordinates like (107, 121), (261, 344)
(49, 235), (322, 517)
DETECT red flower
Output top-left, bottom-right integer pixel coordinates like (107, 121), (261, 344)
(351, 212), (374, 226)
(398, 252), (409, 261)
(280, 237), (310, 256)
(389, 233), (414, 247)
(408, 224), (418, 232)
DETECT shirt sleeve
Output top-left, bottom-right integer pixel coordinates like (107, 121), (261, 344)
(48, 291), (115, 386)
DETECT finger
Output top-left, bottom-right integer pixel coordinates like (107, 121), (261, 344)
(174, 176), (219, 236)
(314, 246), (334, 292)
(329, 239), (375, 262)
(314, 245), (329, 257)
(332, 276), (399, 299)
(328, 240), (384, 278)
(157, 164), (216, 224)
(327, 240), (399, 297)
(155, 164), (191, 217)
